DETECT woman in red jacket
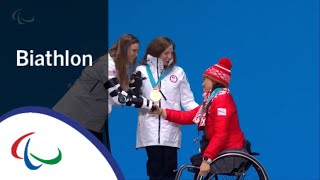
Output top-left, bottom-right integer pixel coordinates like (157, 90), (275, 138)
(151, 57), (245, 176)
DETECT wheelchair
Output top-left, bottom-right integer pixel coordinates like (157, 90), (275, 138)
(174, 148), (268, 180)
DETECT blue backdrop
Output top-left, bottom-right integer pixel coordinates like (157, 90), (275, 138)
(108, 0), (319, 179)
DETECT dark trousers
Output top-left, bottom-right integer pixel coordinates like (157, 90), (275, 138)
(146, 146), (178, 180)
(89, 118), (111, 153)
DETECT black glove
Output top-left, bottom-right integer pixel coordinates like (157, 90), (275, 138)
(129, 71), (145, 97)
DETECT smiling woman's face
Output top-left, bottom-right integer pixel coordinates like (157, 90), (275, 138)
(159, 45), (173, 66)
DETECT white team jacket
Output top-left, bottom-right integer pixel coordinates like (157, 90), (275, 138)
(108, 54), (152, 115)
(136, 55), (198, 148)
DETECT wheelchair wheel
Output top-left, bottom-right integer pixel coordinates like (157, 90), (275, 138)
(202, 150), (268, 180)
(174, 150), (268, 180)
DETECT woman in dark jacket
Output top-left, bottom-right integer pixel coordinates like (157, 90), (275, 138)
(53, 34), (152, 152)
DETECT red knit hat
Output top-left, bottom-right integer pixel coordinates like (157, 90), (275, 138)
(203, 57), (232, 87)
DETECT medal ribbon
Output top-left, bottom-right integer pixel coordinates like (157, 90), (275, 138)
(194, 88), (222, 144)
(146, 65), (172, 88)
(199, 88), (222, 120)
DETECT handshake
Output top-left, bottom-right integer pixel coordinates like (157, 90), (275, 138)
(149, 104), (166, 118)
(127, 71), (166, 118)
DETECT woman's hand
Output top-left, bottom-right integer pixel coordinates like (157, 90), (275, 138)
(129, 71), (145, 97)
(149, 104), (167, 118)
(149, 104), (162, 115)
(199, 161), (211, 176)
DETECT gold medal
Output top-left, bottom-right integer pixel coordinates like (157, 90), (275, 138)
(150, 89), (162, 102)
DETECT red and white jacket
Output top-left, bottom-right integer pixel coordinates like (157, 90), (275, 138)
(165, 88), (245, 160)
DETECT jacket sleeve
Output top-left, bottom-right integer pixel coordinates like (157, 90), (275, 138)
(105, 56), (152, 110)
(202, 95), (233, 160)
(165, 106), (200, 125)
(179, 69), (199, 110)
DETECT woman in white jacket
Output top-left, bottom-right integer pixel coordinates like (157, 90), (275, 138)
(136, 36), (198, 180)
(53, 34), (152, 152)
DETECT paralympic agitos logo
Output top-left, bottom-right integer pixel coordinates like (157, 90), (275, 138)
(11, 132), (62, 170)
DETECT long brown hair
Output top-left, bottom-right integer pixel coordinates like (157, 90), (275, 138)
(109, 34), (139, 90)
(140, 36), (176, 70)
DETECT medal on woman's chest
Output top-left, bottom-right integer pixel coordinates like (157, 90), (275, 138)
(146, 64), (173, 103)
(150, 89), (162, 102)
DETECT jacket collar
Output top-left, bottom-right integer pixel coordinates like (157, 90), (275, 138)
(146, 54), (165, 74)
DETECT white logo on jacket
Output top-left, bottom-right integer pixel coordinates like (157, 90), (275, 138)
(169, 75), (178, 83)
(217, 108), (226, 116)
